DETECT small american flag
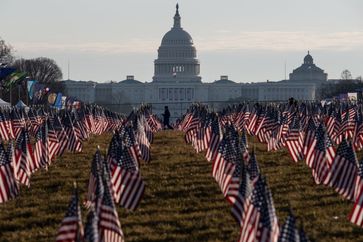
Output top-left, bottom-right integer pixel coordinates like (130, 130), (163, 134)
(55, 186), (84, 242)
(246, 150), (260, 181)
(212, 134), (236, 197)
(302, 117), (316, 157)
(240, 129), (250, 162)
(326, 139), (357, 200)
(135, 117), (151, 163)
(239, 175), (279, 242)
(278, 211), (299, 242)
(231, 169), (253, 226)
(34, 121), (50, 169)
(286, 117), (304, 163)
(99, 172), (124, 242)
(14, 129), (36, 185)
(205, 115), (221, 162)
(0, 142), (19, 203)
(348, 159), (363, 227)
(109, 134), (145, 211)
(309, 124), (335, 185)
(84, 205), (99, 242)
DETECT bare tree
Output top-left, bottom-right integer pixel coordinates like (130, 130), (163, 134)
(341, 69), (352, 80)
(0, 38), (14, 64)
(12, 57), (63, 83)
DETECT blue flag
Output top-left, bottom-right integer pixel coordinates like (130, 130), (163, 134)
(27, 80), (37, 100)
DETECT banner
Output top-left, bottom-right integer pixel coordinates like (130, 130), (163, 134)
(27, 80), (37, 100)
(3, 72), (27, 89)
(0, 67), (16, 79)
(53, 93), (63, 109)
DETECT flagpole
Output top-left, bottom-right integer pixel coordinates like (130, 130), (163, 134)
(9, 83), (12, 106)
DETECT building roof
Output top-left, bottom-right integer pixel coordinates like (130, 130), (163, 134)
(119, 79), (143, 85)
(212, 79), (236, 84)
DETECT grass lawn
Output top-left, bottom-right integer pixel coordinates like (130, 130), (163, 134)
(0, 130), (362, 241)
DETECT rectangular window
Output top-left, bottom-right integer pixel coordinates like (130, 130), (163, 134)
(180, 88), (184, 101)
(169, 88), (173, 101)
(174, 89), (178, 100)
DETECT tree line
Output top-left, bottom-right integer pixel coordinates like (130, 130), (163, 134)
(0, 37), (64, 105)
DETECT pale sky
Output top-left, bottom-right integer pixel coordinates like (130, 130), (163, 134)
(2, 0), (363, 83)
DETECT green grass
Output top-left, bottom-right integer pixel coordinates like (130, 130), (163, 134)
(0, 131), (363, 241)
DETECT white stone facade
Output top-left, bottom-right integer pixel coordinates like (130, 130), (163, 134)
(63, 4), (318, 117)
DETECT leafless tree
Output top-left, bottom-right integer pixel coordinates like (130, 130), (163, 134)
(341, 69), (352, 80)
(12, 57), (63, 83)
(0, 38), (14, 64)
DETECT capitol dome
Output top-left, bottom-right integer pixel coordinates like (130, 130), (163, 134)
(161, 28), (193, 45)
(304, 51), (313, 65)
(153, 4), (201, 83)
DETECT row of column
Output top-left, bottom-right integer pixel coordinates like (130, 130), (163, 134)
(155, 64), (199, 75)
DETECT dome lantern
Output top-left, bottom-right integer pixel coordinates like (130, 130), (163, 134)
(174, 3), (181, 28)
(304, 51), (314, 65)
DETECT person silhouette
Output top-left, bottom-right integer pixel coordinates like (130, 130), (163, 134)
(162, 106), (173, 130)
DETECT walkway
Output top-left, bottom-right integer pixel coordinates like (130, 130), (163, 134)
(121, 130), (238, 241)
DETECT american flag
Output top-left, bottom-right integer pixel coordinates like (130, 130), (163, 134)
(353, 111), (363, 151)
(0, 142), (19, 203)
(99, 170), (124, 242)
(267, 128), (281, 152)
(34, 121), (50, 169)
(15, 128), (37, 178)
(135, 117), (151, 163)
(121, 126), (140, 167)
(348, 159), (363, 227)
(63, 113), (82, 153)
(326, 139), (357, 200)
(193, 121), (208, 153)
(205, 115), (221, 162)
(84, 205), (99, 242)
(286, 117), (304, 163)
(332, 109), (342, 145)
(278, 211), (300, 242)
(325, 107), (336, 141)
(56, 186), (84, 242)
(3, 110), (15, 140)
(240, 128), (250, 162)
(302, 117), (316, 157)
(338, 109), (355, 141)
(47, 119), (60, 161)
(53, 115), (69, 157)
(86, 149), (103, 208)
(247, 150), (260, 181)
(109, 135), (145, 211)
(10, 108), (25, 140)
(0, 110), (10, 141)
(309, 124), (335, 185)
(239, 175), (279, 242)
(231, 169), (253, 226)
(212, 130), (236, 197)
(225, 126), (243, 203)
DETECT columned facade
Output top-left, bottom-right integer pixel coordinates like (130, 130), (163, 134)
(64, 4), (319, 119)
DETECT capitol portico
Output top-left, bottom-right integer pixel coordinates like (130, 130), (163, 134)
(64, 4), (321, 117)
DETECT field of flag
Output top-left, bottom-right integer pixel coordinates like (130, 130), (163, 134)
(1, 101), (363, 241)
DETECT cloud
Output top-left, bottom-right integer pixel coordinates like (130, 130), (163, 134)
(13, 31), (363, 55)
(196, 31), (363, 52)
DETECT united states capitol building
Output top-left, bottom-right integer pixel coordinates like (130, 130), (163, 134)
(64, 4), (326, 117)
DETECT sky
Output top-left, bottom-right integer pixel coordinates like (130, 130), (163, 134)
(1, 0), (363, 83)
